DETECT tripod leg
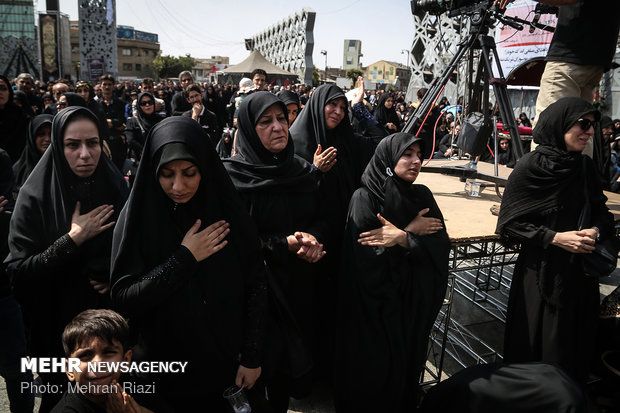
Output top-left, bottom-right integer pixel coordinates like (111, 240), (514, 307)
(478, 35), (524, 160)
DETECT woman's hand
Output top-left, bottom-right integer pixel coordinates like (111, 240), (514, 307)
(551, 230), (596, 253)
(385, 122), (398, 131)
(358, 214), (408, 248)
(404, 208), (443, 236)
(235, 365), (261, 389)
(68, 202), (115, 246)
(287, 232), (326, 263)
(181, 219), (230, 261)
(313, 144), (337, 172)
(89, 279), (109, 295)
(0, 195), (8, 213)
(351, 76), (365, 106)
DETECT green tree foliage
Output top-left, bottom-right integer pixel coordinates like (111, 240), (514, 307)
(312, 66), (320, 87)
(152, 54), (196, 79)
(346, 69), (364, 87)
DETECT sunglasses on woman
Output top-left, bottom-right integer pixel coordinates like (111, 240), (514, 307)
(575, 118), (598, 132)
(140, 100), (154, 107)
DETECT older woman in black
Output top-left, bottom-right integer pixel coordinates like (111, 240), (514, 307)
(110, 116), (266, 411)
(224, 92), (326, 412)
(6, 106), (128, 412)
(497, 97), (616, 385)
(334, 133), (449, 413)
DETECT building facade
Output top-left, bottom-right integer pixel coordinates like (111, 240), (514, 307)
(343, 39), (362, 70)
(365, 60), (411, 90)
(71, 22), (160, 81)
(192, 56), (230, 83)
(0, 0), (39, 78)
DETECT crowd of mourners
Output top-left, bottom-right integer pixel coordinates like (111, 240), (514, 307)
(0, 66), (618, 413)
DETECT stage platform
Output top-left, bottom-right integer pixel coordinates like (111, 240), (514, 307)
(417, 158), (620, 386)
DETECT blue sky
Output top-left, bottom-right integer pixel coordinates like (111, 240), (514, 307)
(38, 0), (415, 69)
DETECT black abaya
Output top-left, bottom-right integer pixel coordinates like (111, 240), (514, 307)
(0, 75), (30, 163)
(5, 106), (128, 412)
(334, 133), (449, 413)
(497, 97), (616, 385)
(110, 116), (267, 411)
(13, 114), (53, 191)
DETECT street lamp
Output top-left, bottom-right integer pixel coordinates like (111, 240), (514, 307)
(320, 49), (327, 83)
(401, 49), (410, 67)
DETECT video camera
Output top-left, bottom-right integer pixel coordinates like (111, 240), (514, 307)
(410, 0), (493, 17)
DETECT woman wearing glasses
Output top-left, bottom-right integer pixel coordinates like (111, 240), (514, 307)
(496, 97), (616, 386)
(124, 92), (162, 160)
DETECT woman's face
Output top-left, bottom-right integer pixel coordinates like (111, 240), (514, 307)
(286, 103), (299, 126)
(158, 160), (201, 204)
(499, 139), (509, 151)
(57, 95), (68, 111)
(394, 142), (422, 184)
(63, 118), (101, 178)
(324, 98), (347, 130)
(139, 95), (154, 115)
(255, 104), (288, 153)
(384, 97), (394, 109)
(35, 123), (52, 154)
(76, 86), (90, 102)
(0, 79), (9, 108)
(564, 113), (596, 152)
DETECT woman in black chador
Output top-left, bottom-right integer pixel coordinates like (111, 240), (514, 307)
(110, 116), (267, 411)
(13, 114), (53, 191)
(497, 97), (616, 386)
(0, 75), (30, 163)
(224, 92), (326, 412)
(334, 133), (449, 413)
(373, 93), (401, 133)
(124, 92), (162, 160)
(6, 106), (129, 412)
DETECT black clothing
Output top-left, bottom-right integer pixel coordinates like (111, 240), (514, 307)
(546, 1), (620, 71)
(170, 91), (191, 116)
(373, 93), (401, 133)
(0, 75), (30, 164)
(224, 92), (323, 406)
(334, 133), (449, 413)
(496, 140), (515, 168)
(6, 107), (128, 412)
(181, 107), (219, 145)
(98, 97), (127, 170)
(51, 390), (104, 413)
(419, 363), (585, 413)
(63, 92), (87, 108)
(124, 92), (162, 160)
(110, 116), (267, 411)
(276, 90), (300, 109)
(216, 133), (233, 159)
(289, 84), (381, 253)
(13, 114), (53, 192)
(496, 97), (615, 385)
(203, 86), (227, 129)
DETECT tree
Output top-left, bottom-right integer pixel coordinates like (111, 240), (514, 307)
(152, 54), (196, 79)
(346, 69), (364, 88)
(312, 66), (320, 87)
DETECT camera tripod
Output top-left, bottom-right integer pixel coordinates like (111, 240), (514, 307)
(403, 5), (527, 162)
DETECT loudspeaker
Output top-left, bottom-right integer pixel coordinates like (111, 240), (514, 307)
(457, 112), (492, 157)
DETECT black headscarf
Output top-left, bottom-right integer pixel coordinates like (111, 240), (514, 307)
(224, 91), (315, 192)
(497, 97), (602, 234)
(373, 93), (400, 131)
(63, 92), (87, 108)
(290, 83), (354, 163)
(111, 116), (261, 285)
(135, 92), (162, 134)
(6, 106), (129, 280)
(216, 131), (233, 159)
(276, 90), (300, 109)
(0, 75), (29, 163)
(13, 114), (53, 189)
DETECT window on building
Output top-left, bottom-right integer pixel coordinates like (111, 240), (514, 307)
(122, 48), (131, 56)
(144, 50), (148, 56)
(123, 63), (132, 71)
(346, 58), (353, 65)
(135, 63), (142, 71)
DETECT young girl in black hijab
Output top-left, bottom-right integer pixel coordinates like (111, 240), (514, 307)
(124, 92), (162, 160)
(334, 133), (449, 413)
(13, 114), (53, 191)
(6, 106), (129, 412)
(224, 92), (326, 412)
(110, 116), (267, 411)
(497, 97), (616, 386)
